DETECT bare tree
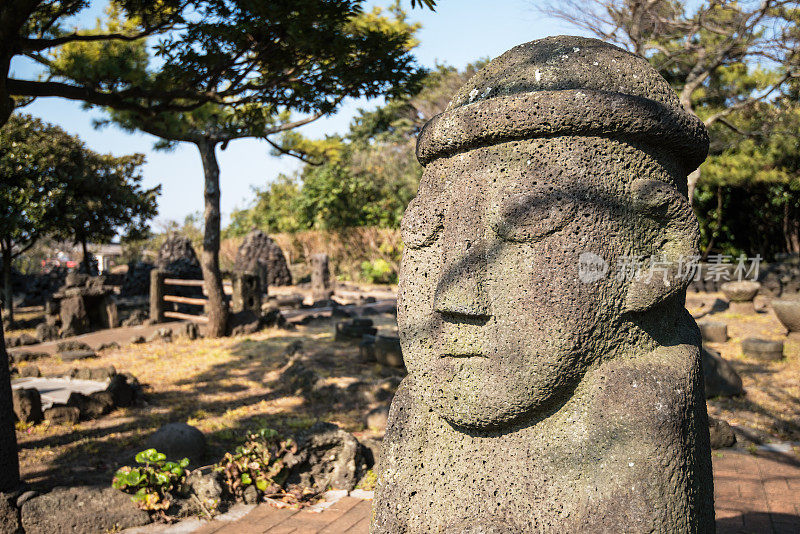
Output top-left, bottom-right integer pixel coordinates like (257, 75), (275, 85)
(537, 0), (800, 201)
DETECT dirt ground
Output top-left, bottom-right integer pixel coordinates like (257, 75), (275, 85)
(687, 292), (800, 445)
(5, 289), (799, 491)
(9, 306), (400, 490)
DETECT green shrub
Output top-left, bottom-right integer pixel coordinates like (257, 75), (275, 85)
(360, 258), (397, 284)
(215, 428), (316, 506)
(112, 449), (189, 511)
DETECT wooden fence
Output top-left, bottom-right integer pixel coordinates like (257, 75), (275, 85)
(149, 270), (261, 325)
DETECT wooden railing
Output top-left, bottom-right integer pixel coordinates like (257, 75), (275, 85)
(149, 270), (261, 325)
(150, 271), (209, 324)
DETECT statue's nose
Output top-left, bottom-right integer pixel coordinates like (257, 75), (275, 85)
(433, 199), (492, 319)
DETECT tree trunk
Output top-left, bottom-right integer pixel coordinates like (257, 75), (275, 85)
(0, 54), (12, 128)
(702, 185), (724, 261)
(783, 199), (800, 255)
(0, 308), (20, 492)
(80, 237), (90, 274)
(2, 242), (13, 325)
(196, 139), (228, 337)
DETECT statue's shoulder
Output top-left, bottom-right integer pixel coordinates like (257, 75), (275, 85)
(383, 375), (430, 444)
(585, 341), (704, 437)
(371, 376), (432, 533)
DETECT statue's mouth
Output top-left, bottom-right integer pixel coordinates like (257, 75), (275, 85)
(439, 352), (486, 359)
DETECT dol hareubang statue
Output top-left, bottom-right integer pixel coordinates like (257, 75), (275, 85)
(372, 36), (715, 533)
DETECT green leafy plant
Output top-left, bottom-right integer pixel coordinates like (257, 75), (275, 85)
(112, 449), (190, 511)
(360, 258), (397, 284)
(215, 428), (315, 507)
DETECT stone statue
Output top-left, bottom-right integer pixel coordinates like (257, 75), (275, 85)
(372, 36), (714, 533)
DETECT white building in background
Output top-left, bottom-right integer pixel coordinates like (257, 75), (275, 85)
(92, 244), (123, 273)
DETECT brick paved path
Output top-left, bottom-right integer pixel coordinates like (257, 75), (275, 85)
(132, 450), (799, 534)
(714, 451), (800, 534)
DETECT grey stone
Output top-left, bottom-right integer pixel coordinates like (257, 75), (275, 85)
(697, 321), (727, 343)
(227, 310), (263, 336)
(16, 490), (38, 507)
(12, 388), (43, 424)
(20, 486), (150, 533)
(232, 272), (262, 314)
(178, 321), (200, 340)
(121, 262), (155, 297)
(66, 392), (111, 419)
(10, 351), (47, 364)
(701, 345), (744, 398)
(144, 422), (206, 463)
(129, 335), (145, 344)
(71, 365), (116, 381)
(274, 294), (304, 309)
(311, 253), (334, 301)
(107, 374), (136, 407)
(59, 296), (90, 337)
(15, 333), (37, 346)
(708, 417), (736, 449)
(43, 406), (80, 424)
(360, 437), (382, 472)
(335, 318), (377, 341)
(64, 272), (89, 288)
(89, 391), (116, 413)
(374, 335), (404, 368)
(373, 36), (714, 533)
(56, 340), (92, 352)
(359, 334), (377, 363)
(721, 280), (761, 314)
(146, 327), (173, 343)
(96, 341), (120, 352)
(721, 280), (761, 302)
(121, 309), (147, 327)
(741, 337), (784, 361)
(366, 405), (390, 432)
(772, 298), (800, 338)
(17, 365), (40, 378)
(186, 471), (223, 508)
(242, 484), (259, 504)
(0, 492), (21, 534)
(233, 229), (293, 287)
(35, 322), (59, 343)
(157, 235), (202, 278)
(58, 350), (97, 362)
(285, 422), (363, 492)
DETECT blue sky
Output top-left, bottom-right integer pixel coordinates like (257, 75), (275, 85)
(9, 1), (582, 227)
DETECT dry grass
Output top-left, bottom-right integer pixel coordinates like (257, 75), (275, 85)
(12, 290), (800, 491)
(688, 293), (800, 443)
(14, 313), (399, 490)
(3, 307), (45, 339)
(221, 228), (403, 282)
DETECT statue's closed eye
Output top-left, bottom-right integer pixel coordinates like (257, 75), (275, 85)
(402, 195), (444, 249)
(490, 192), (576, 243)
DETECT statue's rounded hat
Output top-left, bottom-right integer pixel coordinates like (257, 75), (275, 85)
(416, 35), (708, 172)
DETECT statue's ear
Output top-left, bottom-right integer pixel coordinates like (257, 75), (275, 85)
(623, 179), (699, 313)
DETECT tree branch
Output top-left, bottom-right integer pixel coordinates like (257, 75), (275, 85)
(263, 136), (323, 165)
(6, 78), (207, 113)
(20, 29), (158, 52)
(703, 72), (791, 127)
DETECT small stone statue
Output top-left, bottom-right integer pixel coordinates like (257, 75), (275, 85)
(372, 36), (714, 533)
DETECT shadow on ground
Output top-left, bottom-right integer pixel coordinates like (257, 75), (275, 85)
(15, 313), (403, 491)
(717, 511), (800, 534)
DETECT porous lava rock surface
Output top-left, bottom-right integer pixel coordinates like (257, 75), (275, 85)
(372, 35), (714, 533)
(233, 230), (293, 286)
